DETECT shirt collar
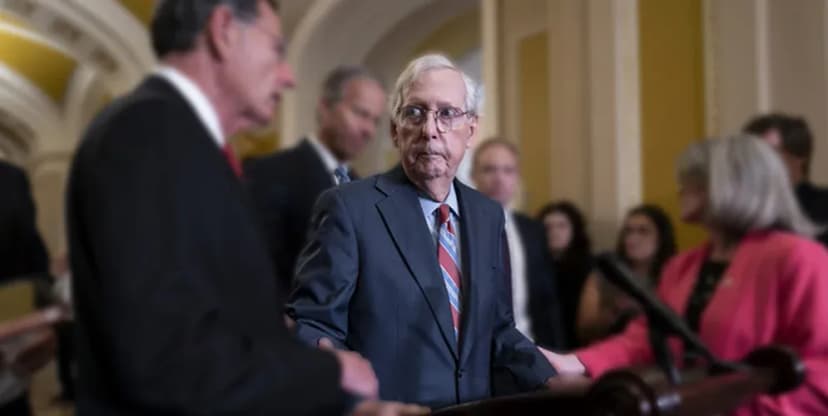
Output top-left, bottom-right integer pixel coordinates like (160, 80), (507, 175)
(307, 134), (343, 174)
(504, 208), (514, 225)
(419, 183), (461, 221)
(155, 65), (224, 147)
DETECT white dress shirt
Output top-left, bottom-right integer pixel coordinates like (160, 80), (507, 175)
(155, 66), (225, 148)
(505, 210), (533, 340)
(306, 134), (350, 185)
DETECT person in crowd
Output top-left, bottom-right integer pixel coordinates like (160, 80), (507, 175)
(245, 66), (386, 293)
(537, 201), (592, 349)
(0, 158), (51, 415)
(576, 204), (677, 345)
(543, 135), (828, 415)
(744, 113), (828, 246)
(0, 160), (49, 285)
(288, 54), (558, 410)
(67, 1), (424, 414)
(471, 137), (566, 349)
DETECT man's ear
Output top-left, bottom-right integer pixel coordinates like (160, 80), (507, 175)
(466, 116), (478, 148)
(204, 5), (238, 60)
(390, 121), (399, 148)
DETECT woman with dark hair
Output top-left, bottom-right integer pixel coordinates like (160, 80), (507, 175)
(537, 201), (592, 349)
(576, 204), (677, 345)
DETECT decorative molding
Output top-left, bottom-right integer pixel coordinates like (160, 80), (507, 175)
(0, 62), (63, 151)
(754, 0), (770, 113)
(0, 19), (71, 55)
(281, 0), (342, 145)
(63, 65), (102, 142)
(282, 0), (447, 146)
(0, 0), (154, 95)
(480, 0), (499, 138)
(584, 0), (642, 249)
(702, 0), (718, 136)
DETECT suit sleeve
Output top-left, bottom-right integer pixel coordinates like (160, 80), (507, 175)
(492, 219), (557, 390)
(69, 104), (346, 415)
(287, 188), (359, 350)
(749, 242), (828, 414)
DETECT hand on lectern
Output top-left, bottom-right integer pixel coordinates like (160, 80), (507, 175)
(319, 337), (379, 399)
(351, 400), (430, 416)
(538, 346), (586, 375)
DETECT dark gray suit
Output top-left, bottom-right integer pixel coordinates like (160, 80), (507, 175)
(287, 167), (556, 410)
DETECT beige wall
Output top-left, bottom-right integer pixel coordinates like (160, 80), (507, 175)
(489, 0), (642, 249)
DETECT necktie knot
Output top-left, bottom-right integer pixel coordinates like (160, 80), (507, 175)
(437, 204), (451, 225)
(334, 165), (351, 184)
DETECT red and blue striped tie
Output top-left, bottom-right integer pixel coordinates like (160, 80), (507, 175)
(437, 204), (462, 340)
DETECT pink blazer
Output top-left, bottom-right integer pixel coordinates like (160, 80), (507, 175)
(576, 230), (828, 415)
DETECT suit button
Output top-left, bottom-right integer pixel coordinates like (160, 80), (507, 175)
(456, 369), (465, 379)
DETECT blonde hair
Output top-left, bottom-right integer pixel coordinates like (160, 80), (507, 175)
(676, 135), (818, 237)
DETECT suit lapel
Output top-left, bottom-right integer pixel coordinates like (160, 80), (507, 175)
(375, 168), (459, 360)
(455, 182), (486, 365)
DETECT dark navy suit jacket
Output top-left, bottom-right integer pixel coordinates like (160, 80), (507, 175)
(288, 167), (556, 409)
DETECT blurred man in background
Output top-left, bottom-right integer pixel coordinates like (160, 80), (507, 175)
(471, 138), (566, 350)
(245, 66), (385, 293)
(744, 113), (828, 245)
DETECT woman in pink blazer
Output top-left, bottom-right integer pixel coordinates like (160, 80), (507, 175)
(544, 135), (828, 415)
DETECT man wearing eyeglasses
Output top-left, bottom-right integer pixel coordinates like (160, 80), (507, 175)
(245, 66), (385, 294)
(288, 54), (558, 410)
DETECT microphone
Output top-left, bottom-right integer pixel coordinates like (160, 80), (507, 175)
(593, 253), (718, 364)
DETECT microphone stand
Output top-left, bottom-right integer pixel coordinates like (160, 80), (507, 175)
(595, 254), (742, 386)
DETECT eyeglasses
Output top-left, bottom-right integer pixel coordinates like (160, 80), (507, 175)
(397, 105), (472, 133)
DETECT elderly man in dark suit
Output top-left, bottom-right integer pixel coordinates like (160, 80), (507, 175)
(471, 138), (566, 350)
(245, 66), (385, 294)
(288, 54), (558, 410)
(65, 1), (416, 414)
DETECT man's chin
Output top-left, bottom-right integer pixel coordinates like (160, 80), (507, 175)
(411, 164), (448, 181)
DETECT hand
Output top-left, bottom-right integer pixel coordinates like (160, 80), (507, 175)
(543, 374), (592, 391)
(283, 314), (295, 330)
(11, 328), (57, 377)
(537, 346), (586, 375)
(319, 337), (379, 399)
(351, 400), (430, 416)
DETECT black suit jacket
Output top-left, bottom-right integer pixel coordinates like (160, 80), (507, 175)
(0, 160), (48, 282)
(244, 139), (337, 293)
(796, 181), (828, 246)
(288, 168), (556, 409)
(511, 212), (567, 349)
(68, 76), (345, 415)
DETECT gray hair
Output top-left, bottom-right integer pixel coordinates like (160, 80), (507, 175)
(320, 66), (384, 107)
(676, 134), (818, 237)
(389, 54), (481, 119)
(151, 0), (279, 58)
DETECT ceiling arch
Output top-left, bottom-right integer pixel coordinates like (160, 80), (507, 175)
(282, 0), (478, 145)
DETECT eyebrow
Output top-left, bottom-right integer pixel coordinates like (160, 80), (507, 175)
(403, 100), (463, 109)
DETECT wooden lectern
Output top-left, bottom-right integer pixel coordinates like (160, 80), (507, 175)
(434, 347), (804, 416)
